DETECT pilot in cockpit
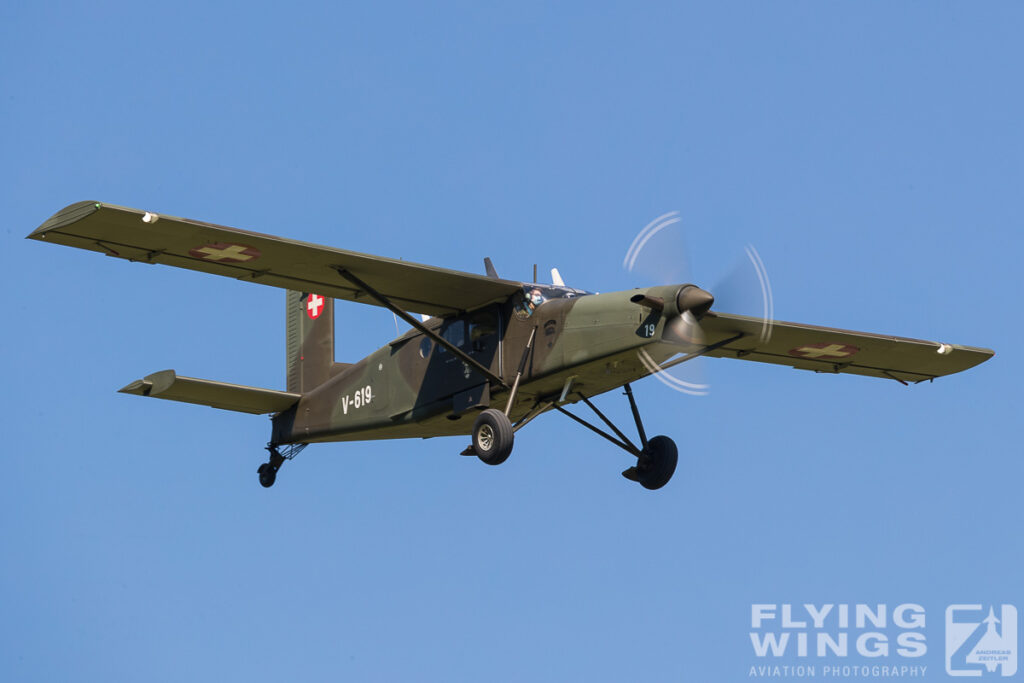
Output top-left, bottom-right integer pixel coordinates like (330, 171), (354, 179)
(515, 287), (546, 317)
(526, 287), (545, 311)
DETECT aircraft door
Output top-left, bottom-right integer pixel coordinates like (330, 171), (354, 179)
(401, 307), (502, 416)
(422, 316), (482, 400)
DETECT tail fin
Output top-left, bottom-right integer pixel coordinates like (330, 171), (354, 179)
(287, 291), (346, 393)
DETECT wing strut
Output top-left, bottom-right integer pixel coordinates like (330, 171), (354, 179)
(657, 332), (746, 372)
(332, 267), (509, 389)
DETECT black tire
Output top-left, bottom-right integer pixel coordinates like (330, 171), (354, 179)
(636, 435), (678, 490)
(257, 463), (277, 488)
(472, 408), (515, 466)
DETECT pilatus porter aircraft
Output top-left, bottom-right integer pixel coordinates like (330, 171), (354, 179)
(28, 202), (994, 490)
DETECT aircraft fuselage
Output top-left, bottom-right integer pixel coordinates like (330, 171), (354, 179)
(272, 286), (680, 445)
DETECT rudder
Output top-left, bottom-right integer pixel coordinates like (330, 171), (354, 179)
(287, 291), (346, 393)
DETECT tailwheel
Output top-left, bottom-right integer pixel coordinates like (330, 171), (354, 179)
(256, 444), (305, 488)
(472, 408), (514, 466)
(622, 435), (678, 490)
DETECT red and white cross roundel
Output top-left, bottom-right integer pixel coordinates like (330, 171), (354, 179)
(306, 293), (325, 320)
(788, 343), (859, 359)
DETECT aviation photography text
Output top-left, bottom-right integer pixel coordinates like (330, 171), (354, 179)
(749, 603), (928, 679)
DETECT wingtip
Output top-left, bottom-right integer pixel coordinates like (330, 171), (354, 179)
(27, 200), (102, 240)
(118, 379), (152, 396)
(119, 369), (176, 396)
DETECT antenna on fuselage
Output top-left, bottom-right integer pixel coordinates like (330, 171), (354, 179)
(533, 264), (537, 282)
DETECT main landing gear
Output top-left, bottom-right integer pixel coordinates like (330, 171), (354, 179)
(257, 443), (307, 488)
(472, 408), (515, 465)
(620, 435), (678, 491)
(466, 382), (678, 490)
(554, 383), (677, 490)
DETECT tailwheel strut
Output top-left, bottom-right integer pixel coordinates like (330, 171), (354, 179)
(257, 443), (308, 488)
(554, 383), (678, 490)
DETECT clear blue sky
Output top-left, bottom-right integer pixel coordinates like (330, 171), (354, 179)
(3, 2), (1021, 681)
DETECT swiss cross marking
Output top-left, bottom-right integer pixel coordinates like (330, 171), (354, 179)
(788, 343), (859, 359)
(306, 293), (325, 320)
(188, 243), (261, 263)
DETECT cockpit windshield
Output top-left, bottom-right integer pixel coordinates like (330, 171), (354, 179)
(513, 284), (592, 318)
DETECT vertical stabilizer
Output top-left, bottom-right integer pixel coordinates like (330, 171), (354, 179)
(287, 291), (338, 393)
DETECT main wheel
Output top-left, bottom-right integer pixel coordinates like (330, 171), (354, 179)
(257, 463), (277, 488)
(634, 435), (678, 490)
(472, 408), (515, 466)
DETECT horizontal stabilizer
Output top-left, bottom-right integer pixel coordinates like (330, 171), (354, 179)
(119, 370), (300, 414)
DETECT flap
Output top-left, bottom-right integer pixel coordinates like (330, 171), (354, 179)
(29, 201), (523, 317)
(119, 370), (300, 414)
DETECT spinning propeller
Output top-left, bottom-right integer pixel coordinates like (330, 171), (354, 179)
(623, 211), (775, 395)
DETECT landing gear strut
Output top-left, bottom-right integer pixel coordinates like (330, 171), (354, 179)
(463, 327), (535, 466)
(554, 383), (678, 490)
(257, 443), (307, 488)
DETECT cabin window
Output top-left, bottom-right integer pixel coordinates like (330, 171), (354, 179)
(438, 320), (465, 353)
(469, 311), (497, 352)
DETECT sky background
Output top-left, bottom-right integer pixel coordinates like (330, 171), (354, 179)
(2, 2), (1022, 681)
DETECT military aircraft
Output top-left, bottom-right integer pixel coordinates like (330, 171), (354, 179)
(28, 201), (994, 490)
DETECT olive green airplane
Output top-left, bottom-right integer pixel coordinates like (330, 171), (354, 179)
(29, 201), (994, 490)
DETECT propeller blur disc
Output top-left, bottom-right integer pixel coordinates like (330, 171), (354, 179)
(623, 211), (775, 396)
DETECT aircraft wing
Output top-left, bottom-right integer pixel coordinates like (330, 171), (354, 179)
(699, 312), (993, 383)
(28, 201), (523, 316)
